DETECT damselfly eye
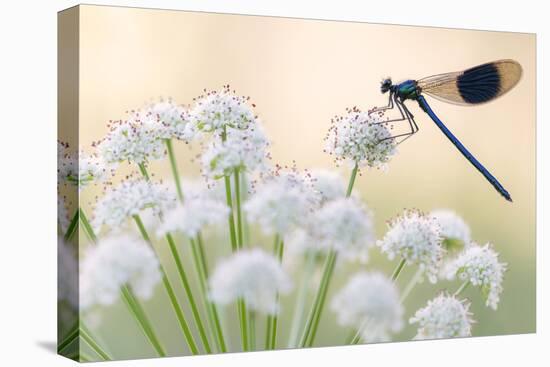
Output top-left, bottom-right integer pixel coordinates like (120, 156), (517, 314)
(380, 78), (392, 93)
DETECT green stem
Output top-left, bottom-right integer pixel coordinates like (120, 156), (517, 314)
(224, 175), (238, 252)
(350, 331), (361, 345)
(132, 214), (199, 354)
(138, 162), (150, 181)
(57, 323), (79, 353)
(120, 285), (166, 356)
(234, 169), (244, 249)
(165, 232), (212, 354)
(190, 237), (227, 353)
(249, 311), (256, 351)
(165, 139), (184, 202)
(266, 235), (284, 350)
(63, 210), (79, 242)
(454, 280), (470, 297)
(238, 298), (249, 352)
(346, 163), (359, 197)
(299, 250), (337, 347)
(80, 324), (112, 360)
(287, 251), (316, 348)
(391, 258), (407, 282)
(79, 208), (97, 243)
(400, 268), (424, 302)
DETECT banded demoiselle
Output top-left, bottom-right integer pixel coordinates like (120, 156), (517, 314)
(372, 59), (522, 202)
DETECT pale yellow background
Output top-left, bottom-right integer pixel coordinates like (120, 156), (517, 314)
(77, 5), (535, 357)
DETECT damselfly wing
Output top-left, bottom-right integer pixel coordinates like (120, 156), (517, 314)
(417, 59), (522, 105)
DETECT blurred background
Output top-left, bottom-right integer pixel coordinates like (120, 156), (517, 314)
(72, 5), (535, 359)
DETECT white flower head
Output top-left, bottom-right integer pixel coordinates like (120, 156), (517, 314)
(431, 209), (471, 250)
(310, 197), (375, 262)
(325, 107), (397, 169)
(58, 237), (78, 308)
(80, 234), (161, 310)
(58, 196), (70, 233)
(58, 149), (115, 190)
(143, 98), (195, 141)
(93, 179), (176, 230)
(157, 197), (229, 238)
(189, 85), (257, 133)
(446, 243), (506, 310)
(410, 294), (474, 340)
(377, 209), (444, 283)
(310, 169), (347, 204)
(209, 249), (293, 314)
(244, 168), (319, 235)
(331, 272), (403, 342)
(98, 115), (167, 165)
(201, 123), (270, 179)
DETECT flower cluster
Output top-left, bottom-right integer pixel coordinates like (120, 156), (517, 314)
(201, 123), (270, 179)
(58, 150), (115, 189)
(310, 169), (347, 204)
(331, 272), (403, 342)
(410, 294), (473, 340)
(58, 237), (78, 309)
(93, 179), (176, 230)
(431, 209), (471, 249)
(209, 249), (293, 314)
(378, 209), (444, 283)
(445, 244), (506, 310)
(144, 99), (195, 141)
(189, 85), (257, 133)
(244, 168), (318, 236)
(324, 107), (397, 169)
(80, 234), (161, 310)
(97, 118), (167, 165)
(157, 197), (229, 238)
(308, 197), (375, 262)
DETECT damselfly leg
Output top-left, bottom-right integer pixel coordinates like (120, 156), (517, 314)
(370, 93), (419, 145)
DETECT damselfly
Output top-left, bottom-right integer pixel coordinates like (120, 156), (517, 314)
(372, 59), (522, 202)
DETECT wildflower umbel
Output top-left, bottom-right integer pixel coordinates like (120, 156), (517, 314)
(143, 99), (195, 141)
(331, 272), (403, 342)
(378, 209), (444, 283)
(310, 169), (347, 204)
(93, 179), (176, 230)
(58, 147), (115, 189)
(189, 85), (257, 133)
(446, 243), (506, 310)
(309, 197), (375, 263)
(80, 234), (161, 310)
(410, 294), (474, 340)
(244, 168), (318, 236)
(97, 116), (166, 165)
(209, 249), (293, 314)
(201, 123), (270, 179)
(324, 107), (397, 169)
(157, 197), (229, 238)
(430, 209), (471, 246)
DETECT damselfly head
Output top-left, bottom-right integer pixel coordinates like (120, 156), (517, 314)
(381, 78), (393, 94)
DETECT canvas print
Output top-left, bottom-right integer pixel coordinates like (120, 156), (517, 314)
(57, 5), (536, 362)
